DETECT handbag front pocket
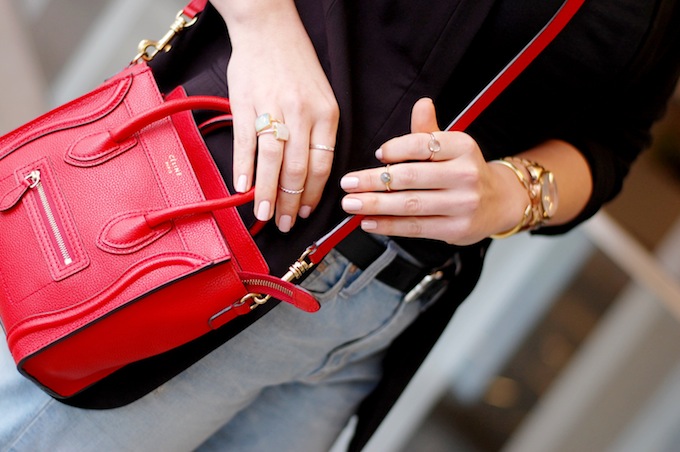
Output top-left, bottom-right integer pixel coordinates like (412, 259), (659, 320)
(3, 158), (88, 286)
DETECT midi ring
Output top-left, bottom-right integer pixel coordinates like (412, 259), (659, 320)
(310, 144), (335, 152)
(380, 164), (392, 192)
(257, 122), (290, 141)
(427, 132), (441, 161)
(279, 185), (305, 195)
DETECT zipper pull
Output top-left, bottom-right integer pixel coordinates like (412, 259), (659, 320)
(0, 170), (39, 212)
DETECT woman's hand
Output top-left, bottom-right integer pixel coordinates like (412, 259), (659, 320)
(340, 98), (530, 245)
(213, 0), (339, 232)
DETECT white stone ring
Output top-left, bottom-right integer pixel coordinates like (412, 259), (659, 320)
(257, 123), (290, 141)
(427, 132), (441, 161)
(255, 113), (290, 142)
(255, 113), (281, 132)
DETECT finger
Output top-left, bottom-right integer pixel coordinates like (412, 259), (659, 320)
(253, 112), (286, 222)
(297, 117), (338, 218)
(377, 131), (477, 164)
(410, 97), (440, 134)
(358, 215), (475, 244)
(275, 116), (310, 232)
(231, 104), (257, 194)
(341, 189), (478, 218)
(342, 160), (480, 193)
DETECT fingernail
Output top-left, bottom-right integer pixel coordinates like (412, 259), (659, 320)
(340, 176), (359, 190)
(278, 215), (292, 233)
(342, 198), (363, 212)
(375, 148), (383, 160)
(299, 205), (312, 218)
(235, 174), (248, 193)
(256, 201), (271, 221)
(361, 220), (378, 230)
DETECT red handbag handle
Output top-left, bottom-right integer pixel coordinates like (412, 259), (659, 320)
(100, 96), (255, 241)
(110, 96), (232, 143)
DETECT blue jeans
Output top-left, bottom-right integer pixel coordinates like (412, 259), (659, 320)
(0, 243), (432, 451)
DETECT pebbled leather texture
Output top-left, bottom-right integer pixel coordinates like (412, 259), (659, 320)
(0, 62), (305, 398)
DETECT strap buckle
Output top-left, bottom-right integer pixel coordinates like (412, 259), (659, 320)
(403, 270), (445, 304)
(132, 9), (199, 64)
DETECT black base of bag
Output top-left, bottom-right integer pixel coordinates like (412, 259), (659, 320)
(60, 299), (277, 409)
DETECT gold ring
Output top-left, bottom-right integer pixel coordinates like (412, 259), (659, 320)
(278, 185), (304, 195)
(310, 144), (335, 152)
(257, 122), (290, 141)
(380, 164), (392, 192)
(427, 132), (441, 161)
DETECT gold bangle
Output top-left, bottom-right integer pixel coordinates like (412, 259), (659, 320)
(490, 204), (533, 239)
(489, 159), (532, 239)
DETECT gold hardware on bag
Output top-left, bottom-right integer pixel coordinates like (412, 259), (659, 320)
(246, 247), (316, 310)
(132, 9), (199, 64)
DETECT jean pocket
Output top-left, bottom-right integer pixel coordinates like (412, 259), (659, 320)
(300, 249), (360, 302)
(302, 281), (419, 383)
(337, 242), (402, 299)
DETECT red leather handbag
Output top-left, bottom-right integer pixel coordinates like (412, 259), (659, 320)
(0, 0), (584, 401)
(0, 60), (322, 398)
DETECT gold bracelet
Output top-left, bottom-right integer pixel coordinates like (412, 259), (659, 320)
(505, 156), (558, 228)
(489, 159), (532, 239)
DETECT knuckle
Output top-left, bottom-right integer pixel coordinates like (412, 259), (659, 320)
(286, 99), (306, 118)
(462, 192), (482, 212)
(454, 132), (478, 152)
(458, 163), (482, 187)
(285, 160), (308, 179)
(322, 99), (340, 122)
(400, 166), (418, 186)
(406, 219), (424, 237)
(308, 161), (332, 179)
(403, 195), (423, 215)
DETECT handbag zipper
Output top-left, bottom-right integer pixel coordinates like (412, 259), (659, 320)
(242, 278), (294, 297)
(25, 170), (73, 266)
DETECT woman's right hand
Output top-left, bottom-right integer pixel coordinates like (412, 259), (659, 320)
(212, 0), (339, 233)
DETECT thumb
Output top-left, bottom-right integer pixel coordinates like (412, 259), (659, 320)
(410, 98), (441, 133)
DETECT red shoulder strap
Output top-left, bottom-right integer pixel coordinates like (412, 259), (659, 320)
(183, 0), (209, 19)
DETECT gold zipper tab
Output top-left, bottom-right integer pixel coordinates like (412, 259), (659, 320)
(26, 170), (73, 266)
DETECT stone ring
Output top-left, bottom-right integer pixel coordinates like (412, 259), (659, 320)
(380, 164), (392, 192)
(257, 122), (290, 142)
(427, 132), (441, 161)
(255, 113), (281, 132)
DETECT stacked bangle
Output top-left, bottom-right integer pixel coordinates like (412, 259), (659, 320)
(490, 157), (558, 239)
(490, 159), (533, 239)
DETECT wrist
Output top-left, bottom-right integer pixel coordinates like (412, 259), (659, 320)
(488, 157), (558, 238)
(213, 0), (301, 41)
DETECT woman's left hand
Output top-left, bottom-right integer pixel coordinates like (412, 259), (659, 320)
(340, 98), (529, 245)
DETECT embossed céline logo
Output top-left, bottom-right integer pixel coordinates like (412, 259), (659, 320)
(165, 154), (183, 176)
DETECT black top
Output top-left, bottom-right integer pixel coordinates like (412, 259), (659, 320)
(153, 0), (680, 272)
(99, 0), (680, 448)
